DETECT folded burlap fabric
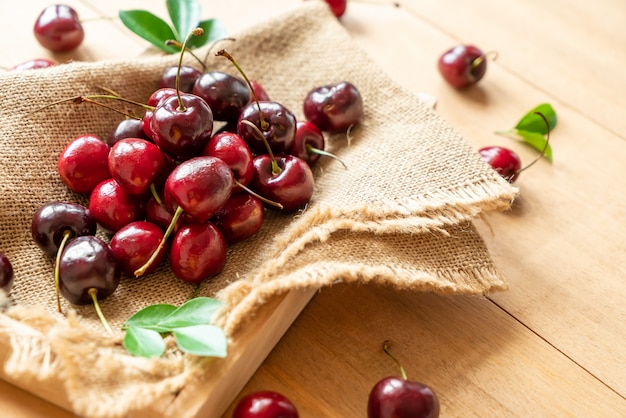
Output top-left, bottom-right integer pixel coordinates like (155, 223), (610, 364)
(0, 1), (517, 417)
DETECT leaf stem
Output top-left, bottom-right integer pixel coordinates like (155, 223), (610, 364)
(515, 111), (552, 176)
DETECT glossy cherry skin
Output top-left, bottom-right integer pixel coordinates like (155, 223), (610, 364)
(110, 221), (166, 277)
(437, 45), (487, 89)
(107, 118), (150, 146)
(202, 132), (254, 192)
(193, 71), (250, 123)
(237, 101), (297, 155)
(251, 154), (314, 212)
(88, 178), (146, 233)
(289, 121), (325, 166)
(58, 236), (121, 305)
(232, 390), (299, 418)
(108, 138), (167, 195)
(324, 0), (347, 18)
(303, 81), (363, 132)
(150, 93), (214, 161)
(249, 80), (271, 102)
(164, 156), (234, 222)
(212, 193), (264, 245)
(479, 145), (522, 183)
(33, 5), (84, 52)
(58, 134), (111, 194)
(0, 253), (14, 294)
(10, 58), (56, 71)
(170, 222), (227, 283)
(160, 65), (202, 93)
(31, 202), (97, 257)
(368, 376), (439, 418)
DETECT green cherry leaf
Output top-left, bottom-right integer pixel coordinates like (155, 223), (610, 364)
(123, 326), (166, 358)
(514, 103), (557, 134)
(166, 0), (201, 42)
(513, 129), (553, 162)
(173, 324), (228, 357)
(118, 10), (179, 53)
(157, 297), (224, 329)
(186, 18), (228, 49)
(123, 303), (177, 332)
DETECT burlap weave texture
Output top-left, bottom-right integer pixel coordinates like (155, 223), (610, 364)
(0, 2), (517, 417)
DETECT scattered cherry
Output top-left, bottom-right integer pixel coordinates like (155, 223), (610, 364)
(437, 45), (488, 89)
(58, 134), (111, 194)
(478, 146), (521, 183)
(303, 81), (363, 132)
(323, 0), (348, 18)
(0, 252), (14, 294)
(33, 4), (84, 52)
(232, 390), (299, 418)
(10, 58), (56, 71)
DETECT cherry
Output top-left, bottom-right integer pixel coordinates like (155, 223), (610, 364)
(108, 138), (168, 196)
(88, 178), (146, 233)
(249, 80), (271, 102)
(169, 222), (227, 283)
(145, 193), (175, 231)
(212, 193), (264, 245)
(368, 341), (439, 418)
(437, 45), (488, 89)
(107, 118), (150, 146)
(303, 81), (363, 132)
(33, 4), (84, 53)
(160, 65), (202, 93)
(10, 58), (56, 71)
(202, 132), (255, 192)
(147, 87), (179, 108)
(0, 252), (14, 294)
(251, 154), (314, 212)
(478, 146), (521, 183)
(289, 120), (346, 168)
(237, 101), (297, 155)
(58, 134), (111, 194)
(110, 221), (166, 277)
(232, 390), (299, 418)
(192, 71), (251, 123)
(323, 0), (348, 18)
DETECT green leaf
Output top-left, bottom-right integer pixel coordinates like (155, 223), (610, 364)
(513, 129), (553, 162)
(514, 103), (557, 134)
(123, 303), (177, 332)
(118, 10), (179, 53)
(166, 0), (201, 42)
(186, 18), (228, 49)
(123, 326), (166, 358)
(158, 297), (223, 329)
(173, 324), (228, 357)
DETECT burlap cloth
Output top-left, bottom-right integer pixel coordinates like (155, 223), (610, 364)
(0, 2), (517, 417)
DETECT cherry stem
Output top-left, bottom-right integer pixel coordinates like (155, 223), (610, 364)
(215, 48), (269, 131)
(149, 183), (163, 206)
(515, 111), (552, 176)
(305, 144), (347, 169)
(202, 37), (236, 65)
(165, 39), (206, 71)
(471, 50), (498, 70)
(240, 119), (281, 175)
(234, 179), (284, 209)
(175, 27), (205, 112)
(88, 288), (112, 334)
(134, 206), (183, 277)
(54, 230), (73, 313)
(382, 340), (408, 380)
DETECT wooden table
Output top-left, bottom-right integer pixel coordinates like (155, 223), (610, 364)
(1, 0), (625, 416)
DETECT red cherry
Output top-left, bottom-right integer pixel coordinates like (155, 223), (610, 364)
(58, 134), (111, 194)
(88, 178), (146, 233)
(202, 132), (254, 192)
(110, 221), (166, 277)
(324, 0), (347, 18)
(169, 222), (227, 283)
(249, 80), (271, 102)
(368, 376), (439, 418)
(33, 5), (84, 52)
(108, 138), (168, 196)
(232, 390), (299, 418)
(212, 193), (264, 245)
(289, 121), (325, 166)
(10, 58), (56, 71)
(303, 81), (363, 133)
(437, 45), (487, 89)
(237, 101), (297, 155)
(478, 146), (522, 183)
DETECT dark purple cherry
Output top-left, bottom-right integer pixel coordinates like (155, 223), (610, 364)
(150, 93), (214, 161)
(10, 58), (56, 71)
(212, 193), (264, 245)
(232, 390), (299, 418)
(237, 101), (297, 155)
(33, 5), (84, 52)
(479, 146), (522, 183)
(107, 118), (150, 146)
(88, 178), (146, 233)
(170, 222), (227, 283)
(160, 65), (202, 93)
(251, 154), (314, 212)
(31, 202), (97, 257)
(108, 138), (167, 195)
(202, 132), (254, 192)
(0, 252), (14, 294)
(303, 81), (363, 133)
(437, 45), (487, 89)
(193, 71), (250, 123)
(110, 221), (166, 277)
(58, 235), (120, 305)
(58, 134), (111, 194)
(368, 377), (439, 418)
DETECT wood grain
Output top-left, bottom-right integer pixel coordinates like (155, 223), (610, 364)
(0, 0), (624, 417)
